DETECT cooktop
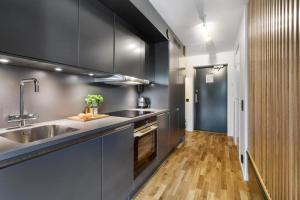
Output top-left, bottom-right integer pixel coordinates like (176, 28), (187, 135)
(107, 110), (153, 118)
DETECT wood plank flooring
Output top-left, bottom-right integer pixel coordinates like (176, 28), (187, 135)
(135, 131), (261, 200)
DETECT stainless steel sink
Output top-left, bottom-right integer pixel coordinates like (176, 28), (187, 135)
(0, 125), (79, 144)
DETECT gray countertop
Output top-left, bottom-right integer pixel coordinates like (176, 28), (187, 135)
(0, 108), (168, 164)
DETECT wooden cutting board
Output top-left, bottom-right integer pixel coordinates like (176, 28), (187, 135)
(68, 114), (109, 122)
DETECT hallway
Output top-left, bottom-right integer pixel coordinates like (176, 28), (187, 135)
(135, 132), (258, 200)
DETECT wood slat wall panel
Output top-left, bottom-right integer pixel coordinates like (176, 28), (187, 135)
(248, 0), (300, 199)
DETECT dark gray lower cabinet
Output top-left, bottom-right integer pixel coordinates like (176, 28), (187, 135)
(102, 125), (134, 200)
(0, 137), (102, 200)
(170, 110), (180, 150)
(157, 112), (170, 162)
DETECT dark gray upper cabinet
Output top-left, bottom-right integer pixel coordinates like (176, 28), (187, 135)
(169, 69), (179, 111)
(0, 137), (102, 200)
(102, 125), (134, 200)
(145, 43), (155, 82)
(0, 0), (78, 66)
(140, 40), (146, 79)
(154, 41), (169, 85)
(115, 17), (143, 78)
(145, 41), (169, 85)
(169, 37), (180, 70)
(79, 0), (114, 73)
(157, 112), (170, 162)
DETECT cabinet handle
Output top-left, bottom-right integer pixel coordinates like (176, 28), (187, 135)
(134, 125), (158, 138)
(114, 124), (133, 132)
(102, 124), (133, 137)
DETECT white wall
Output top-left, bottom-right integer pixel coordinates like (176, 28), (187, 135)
(234, 5), (249, 180)
(182, 5), (249, 181)
(183, 51), (235, 137)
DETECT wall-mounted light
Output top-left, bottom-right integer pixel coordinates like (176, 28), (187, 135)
(54, 67), (63, 72)
(0, 58), (10, 64)
(88, 73), (94, 76)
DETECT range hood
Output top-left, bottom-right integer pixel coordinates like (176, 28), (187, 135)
(94, 74), (150, 85)
(0, 53), (150, 86)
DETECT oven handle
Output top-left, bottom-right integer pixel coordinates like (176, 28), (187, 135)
(134, 125), (158, 138)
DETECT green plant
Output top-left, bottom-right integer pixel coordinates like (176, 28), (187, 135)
(85, 94), (104, 108)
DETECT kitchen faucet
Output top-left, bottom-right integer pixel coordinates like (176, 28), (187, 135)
(8, 78), (40, 127)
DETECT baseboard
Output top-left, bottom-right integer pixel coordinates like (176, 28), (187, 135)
(247, 151), (272, 200)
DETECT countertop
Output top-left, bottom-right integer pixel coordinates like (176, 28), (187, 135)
(0, 108), (168, 166)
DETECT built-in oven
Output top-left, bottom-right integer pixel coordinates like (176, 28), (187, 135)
(134, 116), (158, 178)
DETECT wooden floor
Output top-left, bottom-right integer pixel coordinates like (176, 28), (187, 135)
(135, 131), (258, 200)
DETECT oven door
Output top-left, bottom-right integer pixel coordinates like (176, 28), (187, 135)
(134, 124), (158, 178)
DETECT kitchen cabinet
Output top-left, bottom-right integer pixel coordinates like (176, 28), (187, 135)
(139, 40), (146, 79)
(169, 69), (179, 111)
(115, 17), (144, 78)
(157, 112), (170, 162)
(79, 0), (114, 73)
(168, 35), (185, 149)
(0, 137), (102, 200)
(144, 41), (169, 85)
(145, 43), (155, 82)
(154, 42), (169, 85)
(169, 37), (180, 112)
(0, 0), (78, 66)
(169, 37), (180, 70)
(170, 109), (180, 150)
(178, 68), (186, 139)
(102, 124), (134, 200)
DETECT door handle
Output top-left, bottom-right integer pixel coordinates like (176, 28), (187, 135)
(134, 125), (158, 138)
(195, 94), (198, 103)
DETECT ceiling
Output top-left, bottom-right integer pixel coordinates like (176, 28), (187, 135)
(149, 0), (247, 56)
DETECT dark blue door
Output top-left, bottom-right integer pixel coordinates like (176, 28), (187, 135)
(194, 66), (227, 133)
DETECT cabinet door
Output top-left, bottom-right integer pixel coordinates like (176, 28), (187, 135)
(140, 40), (146, 79)
(154, 42), (169, 85)
(157, 113), (170, 162)
(169, 69), (179, 111)
(115, 18), (142, 78)
(145, 43), (155, 82)
(0, 0), (78, 66)
(169, 38), (179, 70)
(102, 125), (134, 200)
(170, 110), (180, 150)
(178, 68), (186, 139)
(79, 0), (114, 73)
(0, 137), (102, 200)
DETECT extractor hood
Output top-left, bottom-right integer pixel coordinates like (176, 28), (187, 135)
(0, 53), (150, 86)
(94, 74), (150, 85)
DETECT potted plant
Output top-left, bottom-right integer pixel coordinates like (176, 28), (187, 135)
(85, 94), (104, 116)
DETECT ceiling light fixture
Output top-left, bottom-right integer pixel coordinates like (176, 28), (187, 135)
(201, 15), (212, 42)
(204, 35), (211, 42)
(54, 67), (63, 72)
(0, 58), (10, 64)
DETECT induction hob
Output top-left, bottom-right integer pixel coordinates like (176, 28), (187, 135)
(107, 110), (152, 118)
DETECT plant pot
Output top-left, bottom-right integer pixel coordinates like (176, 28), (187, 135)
(88, 107), (99, 116)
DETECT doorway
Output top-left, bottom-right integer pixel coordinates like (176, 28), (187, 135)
(194, 65), (228, 133)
